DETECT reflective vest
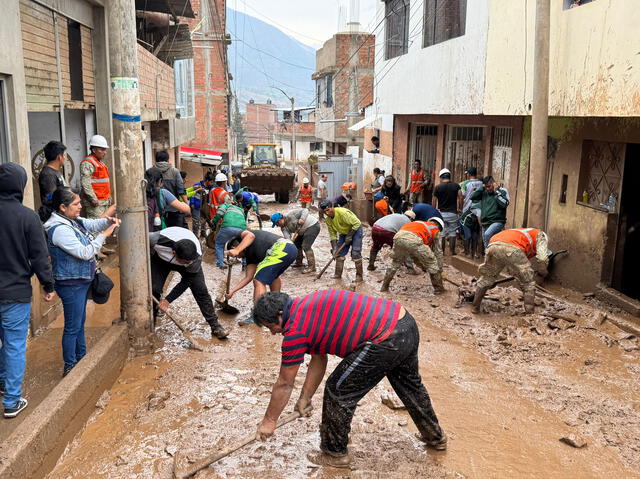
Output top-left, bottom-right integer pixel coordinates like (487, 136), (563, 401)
(490, 228), (541, 258)
(400, 220), (440, 246)
(410, 169), (426, 193)
(299, 185), (313, 203)
(209, 186), (230, 215)
(81, 155), (111, 200)
(375, 199), (390, 217)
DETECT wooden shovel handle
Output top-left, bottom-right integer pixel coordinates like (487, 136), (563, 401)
(316, 242), (348, 279)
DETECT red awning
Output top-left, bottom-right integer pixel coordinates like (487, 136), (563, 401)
(180, 146), (223, 158)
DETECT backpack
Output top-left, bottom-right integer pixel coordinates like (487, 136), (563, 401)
(147, 191), (167, 231)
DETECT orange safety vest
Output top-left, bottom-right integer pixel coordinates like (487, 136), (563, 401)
(375, 199), (390, 217)
(490, 228), (541, 258)
(399, 220), (440, 246)
(410, 169), (426, 193)
(299, 185), (313, 203)
(81, 155), (111, 200)
(209, 187), (229, 214)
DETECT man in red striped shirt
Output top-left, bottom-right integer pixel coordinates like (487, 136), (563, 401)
(252, 289), (446, 467)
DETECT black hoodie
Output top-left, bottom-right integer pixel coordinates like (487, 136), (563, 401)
(0, 162), (54, 302)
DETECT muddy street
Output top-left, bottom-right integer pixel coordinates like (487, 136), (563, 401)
(46, 197), (640, 479)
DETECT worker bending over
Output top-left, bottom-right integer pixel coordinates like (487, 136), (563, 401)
(226, 230), (297, 324)
(368, 210), (415, 271)
(150, 227), (228, 339)
(381, 217), (445, 294)
(271, 209), (320, 274)
(319, 200), (364, 283)
(473, 228), (549, 314)
(252, 289), (446, 467)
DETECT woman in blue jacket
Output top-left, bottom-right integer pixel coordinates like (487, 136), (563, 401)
(43, 188), (120, 376)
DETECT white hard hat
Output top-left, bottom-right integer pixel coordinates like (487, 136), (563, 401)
(302, 177), (309, 184)
(89, 135), (109, 149)
(215, 172), (228, 182)
(438, 168), (451, 177)
(404, 210), (416, 220)
(428, 217), (445, 230)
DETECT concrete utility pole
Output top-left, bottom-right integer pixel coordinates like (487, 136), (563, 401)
(528, 0), (551, 228)
(107, 0), (153, 351)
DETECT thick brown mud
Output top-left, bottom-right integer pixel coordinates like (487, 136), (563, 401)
(47, 198), (640, 479)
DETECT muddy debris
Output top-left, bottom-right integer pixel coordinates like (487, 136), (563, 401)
(115, 455), (128, 466)
(381, 391), (406, 410)
(560, 434), (587, 448)
(165, 445), (178, 456)
(95, 390), (111, 410)
(148, 390), (171, 411)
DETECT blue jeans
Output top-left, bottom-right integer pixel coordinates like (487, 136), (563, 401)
(56, 283), (91, 370)
(191, 207), (201, 237)
(483, 222), (505, 249)
(215, 227), (244, 267)
(0, 302), (31, 408)
(337, 226), (364, 260)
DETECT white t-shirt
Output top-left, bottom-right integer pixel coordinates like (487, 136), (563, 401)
(317, 179), (327, 199)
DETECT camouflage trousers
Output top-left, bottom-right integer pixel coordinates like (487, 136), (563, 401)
(390, 232), (440, 275)
(477, 243), (535, 293)
(82, 200), (110, 219)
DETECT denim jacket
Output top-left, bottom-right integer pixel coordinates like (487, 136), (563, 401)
(44, 213), (109, 281)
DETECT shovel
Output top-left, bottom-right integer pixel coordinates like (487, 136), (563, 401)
(216, 262), (240, 315)
(316, 242), (349, 279)
(172, 407), (312, 479)
(151, 297), (205, 351)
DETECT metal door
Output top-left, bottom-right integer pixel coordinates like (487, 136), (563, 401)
(409, 124), (438, 177)
(491, 127), (513, 186)
(445, 126), (485, 183)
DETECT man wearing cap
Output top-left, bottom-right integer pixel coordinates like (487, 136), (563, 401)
(432, 168), (462, 256)
(211, 201), (247, 269)
(473, 228), (549, 314)
(368, 210), (416, 271)
(319, 201), (364, 283)
(469, 176), (510, 248)
(235, 188), (261, 221)
(271, 209), (320, 273)
(251, 289), (446, 467)
(381, 217), (445, 294)
(298, 178), (313, 209)
(151, 227), (228, 339)
(80, 135), (112, 219)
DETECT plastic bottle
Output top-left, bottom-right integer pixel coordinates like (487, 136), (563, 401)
(608, 192), (617, 212)
(154, 213), (161, 227)
(582, 190), (589, 203)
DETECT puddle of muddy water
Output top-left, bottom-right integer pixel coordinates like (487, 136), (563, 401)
(46, 198), (640, 479)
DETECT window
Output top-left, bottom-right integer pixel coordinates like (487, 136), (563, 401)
(0, 78), (9, 164)
(423, 0), (467, 48)
(316, 74), (333, 108)
(563, 0), (597, 10)
(385, 0), (410, 60)
(174, 59), (195, 118)
(67, 21), (84, 101)
(577, 140), (624, 210)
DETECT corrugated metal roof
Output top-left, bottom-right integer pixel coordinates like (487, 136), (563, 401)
(156, 24), (194, 64)
(136, 0), (195, 18)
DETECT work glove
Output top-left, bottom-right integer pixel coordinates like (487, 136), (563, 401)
(330, 240), (337, 254)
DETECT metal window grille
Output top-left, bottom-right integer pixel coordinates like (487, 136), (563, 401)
(445, 126), (485, 182)
(423, 0), (467, 48)
(577, 140), (624, 208)
(385, 0), (410, 60)
(450, 126), (483, 142)
(491, 127), (513, 185)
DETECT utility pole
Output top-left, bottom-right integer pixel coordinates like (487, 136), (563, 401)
(290, 96), (297, 174)
(107, 0), (152, 351)
(528, 0), (550, 228)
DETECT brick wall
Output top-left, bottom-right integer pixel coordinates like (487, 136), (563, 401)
(137, 44), (176, 118)
(182, 0), (229, 153)
(245, 102), (277, 143)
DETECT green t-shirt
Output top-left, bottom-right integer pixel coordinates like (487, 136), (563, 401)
(213, 204), (247, 229)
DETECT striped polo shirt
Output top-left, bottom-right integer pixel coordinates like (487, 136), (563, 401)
(280, 290), (402, 366)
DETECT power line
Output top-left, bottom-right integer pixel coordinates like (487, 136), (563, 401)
(229, 36), (315, 70)
(234, 4), (325, 44)
(235, 51), (315, 93)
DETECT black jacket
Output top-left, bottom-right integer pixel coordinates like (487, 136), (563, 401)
(0, 163), (54, 302)
(381, 181), (403, 211)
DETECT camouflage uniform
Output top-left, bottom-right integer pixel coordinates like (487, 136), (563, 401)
(476, 243), (535, 294)
(80, 160), (111, 218)
(389, 231), (443, 275)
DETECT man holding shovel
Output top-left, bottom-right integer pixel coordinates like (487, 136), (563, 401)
(271, 209), (320, 274)
(225, 230), (297, 324)
(150, 227), (229, 339)
(252, 289), (447, 468)
(319, 200), (364, 283)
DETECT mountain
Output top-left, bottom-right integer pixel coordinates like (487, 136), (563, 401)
(227, 8), (317, 110)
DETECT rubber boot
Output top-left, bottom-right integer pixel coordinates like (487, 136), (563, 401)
(430, 273), (445, 295)
(207, 317), (229, 339)
(523, 291), (536, 314)
(292, 248), (304, 268)
(354, 259), (364, 283)
(381, 269), (395, 292)
(302, 250), (316, 274)
(449, 237), (457, 256)
(333, 257), (345, 279)
(367, 250), (378, 271)
(472, 286), (490, 314)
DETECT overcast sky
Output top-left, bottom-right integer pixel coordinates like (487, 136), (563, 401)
(228, 0), (378, 47)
